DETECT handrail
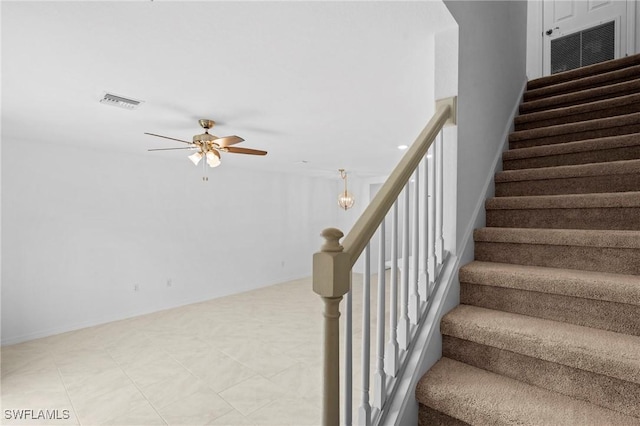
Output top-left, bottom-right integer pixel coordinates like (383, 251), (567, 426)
(342, 104), (451, 266)
(313, 97), (456, 426)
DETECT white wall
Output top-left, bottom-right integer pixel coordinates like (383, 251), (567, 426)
(1, 141), (339, 345)
(527, 0), (544, 79)
(435, 26), (460, 257)
(445, 0), (528, 267)
(637, 0), (640, 52)
(395, 4), (527, 422)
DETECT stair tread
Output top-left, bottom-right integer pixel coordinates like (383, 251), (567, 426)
(503, 134), (640, 161)
(510, 111), (640, 142)
(416, 358), (639, 426)
(460, 261), (640, 306)
(528, 53), (640, 90)
(441, 305), (640, 384)
(521, 78), (640, 114)
(486, 191), (640, 209)
(474, 227), (640, 248)
(525, 65), (640, 102)
(516, 92), (640, 126)
(495, 159), (640, 182)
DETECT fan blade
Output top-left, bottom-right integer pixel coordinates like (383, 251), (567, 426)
(216, 135), (244, 147)
(224, 147), (267, 156)
(144, 132), (193, 145)
(148, 147), (197, 151)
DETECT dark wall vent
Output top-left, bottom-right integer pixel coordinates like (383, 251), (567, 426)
(551, 20), (615, 74)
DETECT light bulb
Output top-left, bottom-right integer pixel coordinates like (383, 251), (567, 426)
(338, 191), (355, 210)
(206, 150), (221, 168)
(188, 151), (203, 165)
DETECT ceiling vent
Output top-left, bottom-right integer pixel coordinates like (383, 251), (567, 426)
(100, 92), (143, 110)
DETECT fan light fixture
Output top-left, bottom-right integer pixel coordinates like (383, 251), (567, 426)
(145, 119), (268, 173)
(206, 150), (221, 168)
(338, 169), (355, 211)
(188, 151), (204, 165)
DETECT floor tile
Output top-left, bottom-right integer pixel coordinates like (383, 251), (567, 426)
(246, 397), (321, 425)
(0, 276), (334, 425)
(62, 367), (133, 401)
(53, 348), (119, 376)
(1, 369), (66, 397)
(1, 350), (57, 379)
(208, 409), (254, 425)
(269, 363), (322, 407)
(178, 349), (257, 393)
(218, 376), (284, 416)
(141, 369), (206, 410)
(70, 382), (148, 425)
(156, 388), (233, 425)
(102, 401), (167, 425)
(217, 341), (298, 378)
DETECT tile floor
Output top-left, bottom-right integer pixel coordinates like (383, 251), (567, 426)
(1, 274), (392, 425)
(1, 278), (324, 425)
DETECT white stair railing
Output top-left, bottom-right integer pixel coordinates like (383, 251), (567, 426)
(313, 97), (456, 426)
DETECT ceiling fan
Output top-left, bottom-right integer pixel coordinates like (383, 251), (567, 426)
(145, 119), (267, 168)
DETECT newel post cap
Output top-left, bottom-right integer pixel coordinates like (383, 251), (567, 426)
(320, 228), (344, 252)
(313, 228), (350, 298)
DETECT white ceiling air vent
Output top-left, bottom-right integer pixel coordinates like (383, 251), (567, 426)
(100, 92), (143, 110)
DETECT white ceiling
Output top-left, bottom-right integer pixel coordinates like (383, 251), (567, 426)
(2, 1), (456, 178)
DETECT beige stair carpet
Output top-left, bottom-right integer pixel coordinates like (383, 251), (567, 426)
(416, 53), (640, 425)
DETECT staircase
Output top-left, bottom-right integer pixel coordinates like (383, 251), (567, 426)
(415, 55), (640, 425)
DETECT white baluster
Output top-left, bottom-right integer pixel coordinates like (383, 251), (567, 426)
(384, 202), (399, 377)
(427, 145), (437, 288)
(358, 245), (371, 426)
(344, 287), (353, 426)
(436, 131), (445, 264)
(409, 169), (420, 325)
(373, 222), (386, 409)
(398, 187), (410, 351)
(419, 156), (429, 303)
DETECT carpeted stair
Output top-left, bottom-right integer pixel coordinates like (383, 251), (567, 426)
(416, 54), (640, 425)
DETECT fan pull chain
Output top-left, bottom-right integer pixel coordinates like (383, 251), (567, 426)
(202, 158), (208, 182)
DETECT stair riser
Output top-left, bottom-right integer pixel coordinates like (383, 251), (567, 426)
(520, 79), (640, 114)
(524, 68), (640, 102)
(503, 145), (640, 170)
(495, 174), (640, 196)
(486, 207), (640, 230)
(509, 123), (640, 150)
(460, 283), (640, 336)
(515, 102), (640, 131)
(474, 242), (640, 274)
(442, 336), (640, 418)
(418, 406), (470, 426)
(527, 56), (640, 90)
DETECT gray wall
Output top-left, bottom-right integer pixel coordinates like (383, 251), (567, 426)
(445, 0), (528, 267)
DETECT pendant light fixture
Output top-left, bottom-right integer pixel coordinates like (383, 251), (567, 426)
(338, 169), (355, 211)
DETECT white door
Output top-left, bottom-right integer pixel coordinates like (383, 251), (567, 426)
(542, 0), (631, 75)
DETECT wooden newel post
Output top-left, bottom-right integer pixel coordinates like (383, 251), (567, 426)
(313, 227), (351, 426)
